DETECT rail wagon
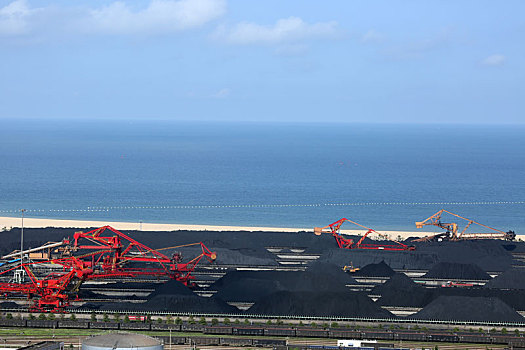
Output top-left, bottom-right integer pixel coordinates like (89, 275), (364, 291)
(26, 320), (58, 328)
(181, 323), (205, 332)
(190, 336), (221, 346)
(120, 322), (151, 330)
(394, 331), (427, 341)
(156, 335), (186, 345)
(329, 329), (361, 339)
(89, 321), (120, 329)
(427, 333), (459, 342)
(204, 325), (233, 334)
(233, 326), (265, 336)
(253, 338), (288, 347)
(458, 334), (492, 344)
(508, 337), (525, 348)
(58, 320), (89, 329)
(219, 337), (253, 346)
(150, 323), (181, 331)
(264, 327), (296, 337)
(296, 328), (329, 338)
(0, 319), (26, 327)
(361, 330), (394, 340)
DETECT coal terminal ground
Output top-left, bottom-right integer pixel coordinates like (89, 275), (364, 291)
(1, 227), (525, 327)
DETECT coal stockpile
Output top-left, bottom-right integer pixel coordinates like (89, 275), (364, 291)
(354, 261), (395, 277)
(99, 280), (237, 313)
(373, 278), (525, 310)
(318, 248), (438, 270)
(373, 273), (433, 308)
(248, 291), (395, 318)
(211, 270), (350, 302)
(423, 262), (491, 280)
(306, 261), (356, 284)
(411, 296), (525, 323)
(0, 301), (22, 309)
(484, 269), (525, 290)
(1, 227), (522, 272)
(414, 240), (514, 271)
(437, 288), (525, 311)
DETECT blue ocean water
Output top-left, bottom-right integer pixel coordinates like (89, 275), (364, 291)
(0, 118), (524, 233)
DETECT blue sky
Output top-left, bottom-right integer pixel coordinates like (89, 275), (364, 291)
(0, 0), (523, 123)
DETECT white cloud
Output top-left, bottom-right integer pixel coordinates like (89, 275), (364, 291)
(481, 54), (505, 66)
(212, 88), (231, 98)
(86, 0), (226, 35)
(214, 16), (338, 45)
(361, 29), (384, 43)
(0, 0), (225, 38)
(0, 0), (37, 36)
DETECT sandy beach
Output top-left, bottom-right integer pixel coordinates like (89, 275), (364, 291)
(0, 216), (436, 240)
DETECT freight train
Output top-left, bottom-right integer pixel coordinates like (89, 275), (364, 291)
(0, 319), (523, 347)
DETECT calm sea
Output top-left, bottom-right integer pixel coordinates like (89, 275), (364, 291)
(1, 119), (524, 233)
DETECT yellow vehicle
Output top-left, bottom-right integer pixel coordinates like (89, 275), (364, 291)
(342, 262), (359, 273)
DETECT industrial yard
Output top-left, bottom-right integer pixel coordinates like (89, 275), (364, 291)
(0, 211), (524, 349)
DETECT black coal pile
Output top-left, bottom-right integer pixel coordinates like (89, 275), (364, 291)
(424, 262), (490, 280)
(436, 288), (525, 311)
(414, 240), (514, 271)
(354, 261), (395, 277)
(211, 270), (350, 303)
(100, 280), (236, 313)
(373, 273), (433, 308)
(0, 301), (22, 309)
(411, 296), (524, 323)
(484, 269), (525, 290)
(307, 261), (356, 285)
(248, 291), (395, 318)
(318, 248), (438, 270)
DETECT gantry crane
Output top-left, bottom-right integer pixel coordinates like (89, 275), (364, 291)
(314, 218), (415, 251)
(413, 209), (516, 242)
(0, 226), (217, 311)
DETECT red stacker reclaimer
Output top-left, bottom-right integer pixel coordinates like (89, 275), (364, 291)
(314, 218), (415, 251)
(0, 225), (216, 312)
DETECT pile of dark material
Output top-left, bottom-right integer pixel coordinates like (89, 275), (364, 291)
(1, 227), (521, 272)
(373, 273), (433, 308)
(317, 248), (439, 270)
(411, 296), (524, 323)
(0, 301), (21, 309)
(484, 269), (525, 289)
(354, 261), (395, 277)
(423, 262), (491, 280)
(211, 269), (350, 302)
(100, 280), (236, 313)
(248, 291), (394, 318)
(307, 261), (356, 284)
(414, 240), (515, 271)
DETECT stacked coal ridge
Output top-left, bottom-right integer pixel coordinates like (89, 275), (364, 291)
(424, 262), (491, 280)
(248, 291), (394, 318)
(212, 266), (390, 318)
(2, 227), (520, 271)
(212, 269), (350, 302)
(484, 269), (525, 290)
(100, 280), (236, 313)
(412, 296), (524, 323)
(373, 273), (433, 308)
(354, 261), (395, 277)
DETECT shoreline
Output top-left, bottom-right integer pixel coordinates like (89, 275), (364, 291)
(0, 216), (434, 240)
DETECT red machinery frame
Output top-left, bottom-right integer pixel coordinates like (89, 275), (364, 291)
(0, 226), (217, 311)
(314, 218), (415, 251)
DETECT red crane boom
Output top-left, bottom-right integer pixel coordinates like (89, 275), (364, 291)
(0, 226), (217, 312)
(314, 218), (415, 251)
